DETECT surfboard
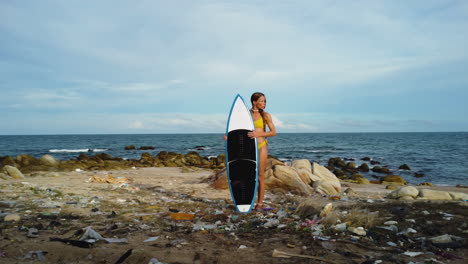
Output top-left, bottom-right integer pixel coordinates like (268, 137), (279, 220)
(225, 94), (258, 213)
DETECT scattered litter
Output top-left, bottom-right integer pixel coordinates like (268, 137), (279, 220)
(403, 251), (423, 257)
(193, 223), (216, 231)
(75, 168), (83, 172)
(398, 228), (417, 235)
(377, 225), (398, 233)
(348, 226), (366, 236)
(422, 210), (430, 215)
(105, 238), (128, 244)
(170, 213), (195, 221)
(319, 203), (333, 218)
(264, 219), (280, 228)
(115, 249), (132, 264)
(50, 237), (93, 248)
(23, 251), (47, 261)
(148, 258), (167, 264)
(384, 220), (398, 225)
(144, 236), (160, 243)
(79, 227), (104, 241)
(27, 228), (39, 238)
(238, 245), (248, 249)
(387, 242), (397, 247)
(272, 249), (334, 263)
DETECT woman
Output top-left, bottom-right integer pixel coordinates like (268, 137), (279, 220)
(247, 92), (277, 210)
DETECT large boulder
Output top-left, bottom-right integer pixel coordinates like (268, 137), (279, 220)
(3, 165), (25, 179)
(266, 165), (313, 196)
(418, 189), (452, 200)
(291, 160), (313, 185)
(16, 154), (40, 167)
(313, 180), (339, 195)
(449, 192), (468, 201)
(381, 175), (407, 185)
(39, 154), (59, 167)
(388, 186), (419, 199)
(311, 162), (341, 193)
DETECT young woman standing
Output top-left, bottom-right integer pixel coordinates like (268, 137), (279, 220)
(247, 92), (276, 210)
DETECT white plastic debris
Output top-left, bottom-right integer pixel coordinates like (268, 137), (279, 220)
(403, 251), (423, 257)
(384, 220), (398, 225)
(144, 236), (160, 243)
(238, 245), (248, 249)
(79, 227), (104, 241)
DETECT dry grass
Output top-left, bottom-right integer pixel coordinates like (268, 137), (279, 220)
(320, 205), (381, 228)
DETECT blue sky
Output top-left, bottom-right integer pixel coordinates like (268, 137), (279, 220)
(1, 0), (467, 134)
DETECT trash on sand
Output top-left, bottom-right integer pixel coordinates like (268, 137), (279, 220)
(272, 249), (334, 263)
(377, 225), (398, 233)
(193, 223), (216, 231)
(23, 251), (47, 261)
(27, 228), (39, 238)
(148, 258), (168, 264)
(144, 236), (160, 243)
(387, 242), (397, 247)
(50, 237), (94, 248)
(238, 245), (248, 249)
(105, 238), (128, 244)
(333, 223), (347, 232)
(264, 219), (280, 228)
(170, 213), (195, 221)
(403, 251), (423, 257)
(319, 203), (333, 218)
(79, 227), (104, 241)
(114, 249), (132, 264)
(348, 226), (366, 236)
(384, 220), (398, 225)
(398, 228), (417, 235)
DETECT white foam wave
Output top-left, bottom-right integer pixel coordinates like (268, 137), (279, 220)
(92, 149), (108, 152)
(50, 149), (90, 153)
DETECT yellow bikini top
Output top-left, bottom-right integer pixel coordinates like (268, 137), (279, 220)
(253, 116), (264, 129)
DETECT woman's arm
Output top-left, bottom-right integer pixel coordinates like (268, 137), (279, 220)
(248, 112), (277, 138)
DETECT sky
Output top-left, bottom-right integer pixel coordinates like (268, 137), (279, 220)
(1, 0), (467, 134)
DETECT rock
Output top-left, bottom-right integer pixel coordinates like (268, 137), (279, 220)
(3, 165), (25, 179)
(124, 145), (136, 150)
(361, 157), (371, 161)
(313, 180), (339, 196)
(448, 192), (468, 201)
(456, 184), (468, 188)
(40, 154), (59, 167)
(418, 189), (452, 200)
(414, 173), (425, 178)
(385, 185), (399, 190)
(0, 172), (10, 180)
(15, 154), (40, 167)
(139, 146), (155, 150)
(328, 157), (345, 168)
(345, 162), (356, 170)
(372, 166), (390, 174)
(370, 160), (381, 165)
(211, 171), (228, 190)
(266, 165), (313, 196)
(291, 160), (313, 185)
(343, 188), (356, 197)
(311, 162), (341, 193)
(418, 182), (432, 186)
(387, 186), (419, 199)
(356, 178), (370, 184)
(294, 199), (320, 217)
(398, 196), (414, 200)
(4, 214), (21, 222)
(381, 175), (407, 185)
(358, 163), (369, 172)
(0, 156), (17, 167)
(332, 169), (346, 179)
(398, 164), (411, 170)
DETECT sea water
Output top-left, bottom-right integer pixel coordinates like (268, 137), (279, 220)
(0, 132), (467, 186)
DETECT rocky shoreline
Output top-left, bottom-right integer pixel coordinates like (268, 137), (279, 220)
(1, 151), (467, 263)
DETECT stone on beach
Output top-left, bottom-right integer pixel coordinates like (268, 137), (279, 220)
(311, 162), (341, 193)
(381, 175), (407, 185)
(3, 165), (25, 179)
(39, 154), (59, 167)
(449, 191), (468, 201)
(387, 186), (419, 199)
(418, 189), (452, 200)
(268, 165), (313, 196)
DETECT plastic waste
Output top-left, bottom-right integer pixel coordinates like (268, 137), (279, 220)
(79, 227), (104, 241)
(23, 251), (47, 261)
(148, 258), (168, 264)
(144, 236), (160, 242)
(170, 213), (195, 221)
(27, 228), (39, 238)
(105, 238), (128, 243)
(50, 237), (93, 248)
(272, 249), (334, 263)
(403, 251), (423, 257)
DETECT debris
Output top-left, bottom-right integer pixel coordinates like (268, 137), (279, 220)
(50, 237), (94, 248)
(403, 251), (423, 257)
(4, 214), (20, 222)
(333, 223), (347, 232)
(377, 225), (398, 233)
(387, 242), (397, 247)
(348, 226), (366, 236)
(0, 200), (16, 208)
(384, 220), (398, 225)
(170, 213), (195, 221)
(264, 219), (280, 228)
(105, 238), (129, 244)
(319, 203), (333, 218)
(79, 226), (104, 241)
(272, 249), (334, 263)
(238, 245), (248, 249)
(398, 228), (417, 235)
(148, 258), (167, 264)
(27, 228), (39, 238)
(114, 249), (133, 264)
(144, 236), (160, 243)
(429, 234), (463, 244)
(23, 251), (47, 261)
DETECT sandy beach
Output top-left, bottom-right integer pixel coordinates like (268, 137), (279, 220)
(1, 167), (467, 264)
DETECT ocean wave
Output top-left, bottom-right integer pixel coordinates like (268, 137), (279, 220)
(49, 149), (108, 153)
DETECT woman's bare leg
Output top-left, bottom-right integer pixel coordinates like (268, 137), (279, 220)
(256, 146), (268, 209)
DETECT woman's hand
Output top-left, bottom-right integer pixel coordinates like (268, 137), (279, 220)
(247, 130), (257, 139)
(223, 135), (227, 141)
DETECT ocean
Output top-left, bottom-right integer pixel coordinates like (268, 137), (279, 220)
(0, 133), (467, 186)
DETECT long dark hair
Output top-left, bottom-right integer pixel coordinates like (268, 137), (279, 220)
(251, 92), (266, 128)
